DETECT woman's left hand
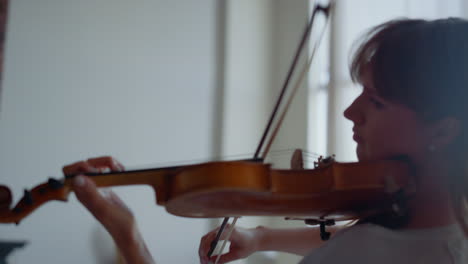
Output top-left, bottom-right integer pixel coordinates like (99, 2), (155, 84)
(63, 156), (155, 264)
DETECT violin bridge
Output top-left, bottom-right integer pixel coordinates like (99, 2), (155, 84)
(290, 149), (304, 169)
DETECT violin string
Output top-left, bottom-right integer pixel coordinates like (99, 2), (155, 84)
(121, 153), (253, 171)
(120, 149), (323, 171)
(266, 151), (323, 163)
(267, 150), (321, 158)
(268, 149), (322, 158)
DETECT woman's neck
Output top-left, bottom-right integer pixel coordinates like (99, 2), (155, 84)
(405, 189), (457, 229)
(404, 156), (457, 229)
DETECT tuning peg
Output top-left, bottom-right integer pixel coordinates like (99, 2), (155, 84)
(47, 178), (63, 190)
(23, 189), (33, 205)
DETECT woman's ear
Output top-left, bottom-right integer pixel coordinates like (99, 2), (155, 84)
(427, 117), (461, 150)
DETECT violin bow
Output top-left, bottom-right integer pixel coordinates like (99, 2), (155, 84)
(208, 1), (335, 260)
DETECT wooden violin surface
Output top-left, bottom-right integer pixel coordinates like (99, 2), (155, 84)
(0, 158), (410, 224)
(164, 159), (410, 220)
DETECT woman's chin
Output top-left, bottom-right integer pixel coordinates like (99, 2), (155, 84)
(356, 145), (399, 162)
(356, 145), (377, 162)
(356, 145), (367, 161)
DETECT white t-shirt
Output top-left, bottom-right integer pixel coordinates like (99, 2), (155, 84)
(299, 223), (467, 264)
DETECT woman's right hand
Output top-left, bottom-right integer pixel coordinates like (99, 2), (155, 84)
(199, 224), (265, 264)
(199, 223), (343, 264)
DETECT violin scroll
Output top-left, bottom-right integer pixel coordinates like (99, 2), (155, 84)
(0, 178), (70, 224)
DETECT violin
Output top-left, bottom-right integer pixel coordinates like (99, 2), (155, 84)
(0, 156), (410, 224)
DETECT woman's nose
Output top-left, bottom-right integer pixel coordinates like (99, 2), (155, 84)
(343, 97), (363, 125)
(343, 104), (353, 120)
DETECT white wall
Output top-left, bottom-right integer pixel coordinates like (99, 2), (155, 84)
(0, 0), (218, 263)
(221, 0), (274, 159)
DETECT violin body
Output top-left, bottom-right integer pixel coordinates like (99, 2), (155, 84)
(162, 159), (410, 220)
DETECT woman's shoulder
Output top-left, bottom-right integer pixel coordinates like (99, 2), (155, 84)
(299, 223), (467, 264)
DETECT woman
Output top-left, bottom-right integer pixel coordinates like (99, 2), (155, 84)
(67, 17), (468, 264)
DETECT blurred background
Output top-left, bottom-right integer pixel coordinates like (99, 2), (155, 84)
(0, 0), (466, 263)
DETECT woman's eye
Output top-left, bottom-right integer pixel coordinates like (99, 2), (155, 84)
(369, 97), (384, 109)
